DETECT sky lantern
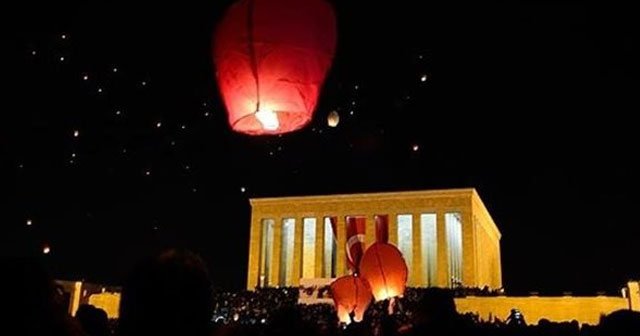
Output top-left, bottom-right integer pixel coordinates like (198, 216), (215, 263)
(359, 242), (408, 301)
(327, 110), (340, 127)
(214, 0), (337, 135)
(330, 275), (373, 323)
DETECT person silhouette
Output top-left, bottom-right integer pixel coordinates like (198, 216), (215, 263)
(75, 304), (110, 336)
(118, 249), (213, 336)
(3, 257), (83, 336)
(506, 308), (526, 326)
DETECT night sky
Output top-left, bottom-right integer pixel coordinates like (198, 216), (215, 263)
(4, 1), (639, 294)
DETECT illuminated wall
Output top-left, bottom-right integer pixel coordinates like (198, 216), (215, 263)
(246, 188), (502, 289)
(629, 281), (640, 311)
(88, 292), (120, 319)
(455, 296), (629, 325)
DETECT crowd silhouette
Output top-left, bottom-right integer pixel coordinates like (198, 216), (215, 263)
(76, 304), (110, 336)
(3, 249), (639, 336)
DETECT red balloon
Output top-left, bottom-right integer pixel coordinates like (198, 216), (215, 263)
(214, 0), (337, 135)
(359, 243), (408, 301)
(330, 275), (372, 323)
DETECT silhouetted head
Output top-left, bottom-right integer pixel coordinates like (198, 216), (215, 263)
(537, 318), (550, 326)
(75, 304), (110, 336)
(600, 309), (640, 335)
(265, 306), (317, 336)
(3, 257), (82, 336)
(118, 249), (213, 336)
(411, 288), (458, 332)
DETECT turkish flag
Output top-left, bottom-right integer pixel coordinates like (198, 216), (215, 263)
(346, 216), (366, 273)
(375, 215), (389, 243)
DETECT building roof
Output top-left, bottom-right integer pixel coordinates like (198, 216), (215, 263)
(250, 188), (500, 239)
(250, 188), (478, 205)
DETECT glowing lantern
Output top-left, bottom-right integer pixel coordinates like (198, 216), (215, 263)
(359, 243), (408, 301)
(327, 110), (340, 127)
(214, 0), (337, 135)
(330, 275), (372, 323)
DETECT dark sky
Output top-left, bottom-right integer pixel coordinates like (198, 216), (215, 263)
(3, 1), (639, 294)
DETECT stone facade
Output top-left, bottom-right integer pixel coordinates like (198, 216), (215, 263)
(246, 188), (502, 290)
(456, 294), (632, 325)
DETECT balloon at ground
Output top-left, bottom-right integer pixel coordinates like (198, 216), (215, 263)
(213, 0), (337, 135)
(359, 242), (408, 301)
(330, 275), (372, 323)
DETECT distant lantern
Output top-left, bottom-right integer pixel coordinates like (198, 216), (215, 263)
(214, 0), (337, 135)
(327, 110), (340, 127)
(359, 243), (408, 301)
(330, 275), (372, 323)
(43, 245), (51, 254)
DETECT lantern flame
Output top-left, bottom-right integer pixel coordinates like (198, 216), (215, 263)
(255, 109), (279, 131)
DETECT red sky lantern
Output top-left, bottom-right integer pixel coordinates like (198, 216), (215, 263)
(213, 0), (337, 135)
(330, 275), (372, 323)
(359, 242), (408, 301)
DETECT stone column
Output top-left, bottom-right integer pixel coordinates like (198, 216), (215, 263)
(494, 236), (503, 289)
(292, 217), (303, 286)
(411, 213), (423, 287)
(315, 216), (324, 277)
(461, 210), (476, 288)
(270, 218), (282, 286)
(629, 281), (640, 312)
(388, 213), (398, 246)
(246, 213), (262, 290)
(436, 211), (450, 287)
(336, 215), (346, 277)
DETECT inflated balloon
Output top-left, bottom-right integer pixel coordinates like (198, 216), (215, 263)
(330, 275), (372, 323)
(214, 0), (337, 135)
(359, 242), (408, 301)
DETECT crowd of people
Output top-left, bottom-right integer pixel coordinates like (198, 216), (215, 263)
(4, 249), (639, 336)
(210, 285), (504, 326)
